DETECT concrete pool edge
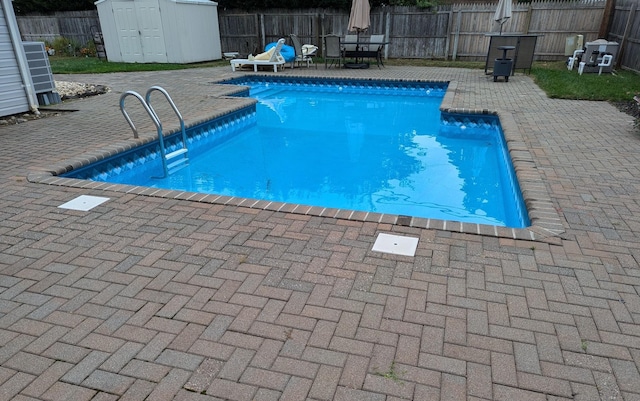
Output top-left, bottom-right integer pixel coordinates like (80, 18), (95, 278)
(27, 78), (565, 244)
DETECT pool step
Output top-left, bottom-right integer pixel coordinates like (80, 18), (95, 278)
(166, 148), (189, 174)
(166, 148), (188, 160)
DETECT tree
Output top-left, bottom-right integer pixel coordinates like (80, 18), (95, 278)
(216, 0), (387, 10)
(12, 0), (96, 15)
(14, 0), (410, 15)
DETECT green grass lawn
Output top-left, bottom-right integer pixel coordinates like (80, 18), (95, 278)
(531, 61), (640, 102)
(50, 56), (228, 74)
(50, 56), (639, 103)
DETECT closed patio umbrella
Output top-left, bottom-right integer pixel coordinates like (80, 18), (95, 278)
(348, 0), (371, 38)
(494, 0), (512, 35)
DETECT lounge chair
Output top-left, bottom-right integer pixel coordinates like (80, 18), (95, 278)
(324, 35), (343, 69)
(230, 38), (286, 72)
(289, 34), (317, 69)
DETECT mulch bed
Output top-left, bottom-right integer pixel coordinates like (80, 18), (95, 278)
(613, 99), (640, 127)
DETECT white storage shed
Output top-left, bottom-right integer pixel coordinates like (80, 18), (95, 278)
(95, 0), (221, 63)
(0, 0), (38, 117)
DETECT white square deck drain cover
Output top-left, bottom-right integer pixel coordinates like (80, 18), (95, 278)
(372, 233), (419, 256)
(58, 195), (110, 211)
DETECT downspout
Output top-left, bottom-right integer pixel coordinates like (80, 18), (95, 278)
(2, 0), (39, 114)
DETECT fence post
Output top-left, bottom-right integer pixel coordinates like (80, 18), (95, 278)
(260, 14), (265, 49)
(599, 0), (616, 38)
(523, 3), (533, 35)
(385, 10), (391, 60)
(444, 9), (453, 60)
(616, 2), (636, 68)
(452, 8), (462, 60)
(315, 12), (320, 54)
(320, 12), (325, 57)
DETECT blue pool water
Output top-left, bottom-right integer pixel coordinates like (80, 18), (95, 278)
(65, 78), (529, 228)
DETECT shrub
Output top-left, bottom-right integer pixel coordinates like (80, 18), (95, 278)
(51, 36), (82, 56)
(80, 40), (97, 57)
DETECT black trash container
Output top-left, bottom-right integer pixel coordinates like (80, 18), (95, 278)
(493, 46), (515, 82)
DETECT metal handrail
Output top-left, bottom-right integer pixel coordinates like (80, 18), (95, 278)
(119, 91), (162, 139)
(119, 90), (168, 175)
(120, 87), (189, 178)
(145, 86), (187, 146)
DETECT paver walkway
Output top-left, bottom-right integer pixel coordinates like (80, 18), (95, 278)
(1, 65), (639, 401)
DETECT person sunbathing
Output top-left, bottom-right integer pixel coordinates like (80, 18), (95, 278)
(248, 47), (276, 61)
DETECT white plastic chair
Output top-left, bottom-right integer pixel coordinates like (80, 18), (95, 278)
(289, 34), (317, 69)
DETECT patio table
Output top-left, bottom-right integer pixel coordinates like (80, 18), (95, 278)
(341, 41), (389, 69)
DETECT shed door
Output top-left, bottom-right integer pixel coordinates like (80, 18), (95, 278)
(0, 3), (30, 116)
(112, 1), (143, 62)
(135, 0), (166, 63)
(111, 0), (166, 63)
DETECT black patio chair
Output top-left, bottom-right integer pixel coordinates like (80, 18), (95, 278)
(324, 35), (343, 69)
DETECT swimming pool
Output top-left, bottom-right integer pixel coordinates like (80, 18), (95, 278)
(63, 77), (529, 228)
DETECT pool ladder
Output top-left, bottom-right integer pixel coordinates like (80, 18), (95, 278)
(119, 86), (188, 177)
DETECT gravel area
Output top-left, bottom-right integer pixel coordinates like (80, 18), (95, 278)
(55, 81), (109, 99)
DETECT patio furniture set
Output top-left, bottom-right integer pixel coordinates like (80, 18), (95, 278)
(229, 34), (387, 72)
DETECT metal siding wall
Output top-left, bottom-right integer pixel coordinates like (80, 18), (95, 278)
(96, 0), (121, 62)
(152, 0), (221, 63)
(159, 0), (180, 62)
(163, 1), (220, 63)
(0, 1), (30, 117)
(208, 5), (222, 60)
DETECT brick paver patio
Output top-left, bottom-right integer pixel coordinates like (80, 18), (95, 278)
(1, 64), (639, 401)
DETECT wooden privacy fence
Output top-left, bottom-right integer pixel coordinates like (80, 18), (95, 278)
(217, 1), (606, 62)
(16, 11), (100, 46)
(445, 0), (605, 60)
(607, 0), (640, 73)
(17, 0), (640, 71)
